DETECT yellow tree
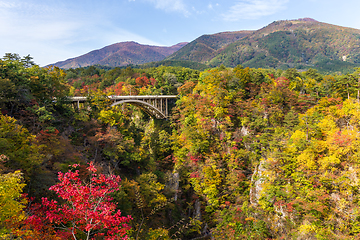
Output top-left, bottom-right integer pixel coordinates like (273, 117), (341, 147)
(258, 98), (360, 238)
(0, 170), (27, 237)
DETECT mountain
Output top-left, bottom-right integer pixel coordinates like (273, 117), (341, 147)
(165, 31), (253, 63)
(52, 18), (360, 72)
(166, 18), (360, 72)
(205, 18), (360, 71)
(51, 42), (188, 69)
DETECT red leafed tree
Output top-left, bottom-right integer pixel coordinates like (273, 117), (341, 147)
(113, 82), (125, 95)
(135, 76), (150, 87)
(30, 162), (132, 240)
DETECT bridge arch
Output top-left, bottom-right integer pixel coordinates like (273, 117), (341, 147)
(111, 100), (167, 119)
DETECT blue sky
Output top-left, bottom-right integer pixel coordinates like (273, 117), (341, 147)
(1, 0), (360, 66)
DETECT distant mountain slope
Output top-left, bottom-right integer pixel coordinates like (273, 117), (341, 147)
(52, 42), (187, 69)
(206, 18), (360, 71)
(51, 18), (360, 73)
(139, 60), (209, 71)
(165, 31), (252, 63)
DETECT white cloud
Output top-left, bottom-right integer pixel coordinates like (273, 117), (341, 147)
(0, 0), (162, 65)
(0, 1), (76, 40)
(208, 3), (220, 10)
(144, 0), (189, 16)
(223, 0), (288, 21)
(0, 3), (85, 64)
(0, 1), (17, 8)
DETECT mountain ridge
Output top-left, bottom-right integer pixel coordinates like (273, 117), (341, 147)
(52, 41), (188, 69)
(165, 31), (253, 63)
(51, 18), (360, 72)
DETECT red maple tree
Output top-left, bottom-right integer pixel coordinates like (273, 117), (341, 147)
(28, 162), (132, 240)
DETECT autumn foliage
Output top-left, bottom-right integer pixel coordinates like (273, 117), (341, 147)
(7, 54), (360, 239)
(26, 162), (132, 240)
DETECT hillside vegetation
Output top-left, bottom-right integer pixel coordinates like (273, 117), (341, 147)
(208, 19), (360, 71)
(138, 59), (209, 71)
(4, 53), (360, 239)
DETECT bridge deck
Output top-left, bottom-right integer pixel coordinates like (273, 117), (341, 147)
(69, 95), (177, 103)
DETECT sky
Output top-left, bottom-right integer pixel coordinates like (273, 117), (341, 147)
(1, 0), (360, 66)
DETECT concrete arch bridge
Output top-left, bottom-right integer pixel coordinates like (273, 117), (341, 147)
(69, 95), (177, 119)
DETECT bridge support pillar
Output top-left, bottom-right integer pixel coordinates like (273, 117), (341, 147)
(166, 99), (168, 117)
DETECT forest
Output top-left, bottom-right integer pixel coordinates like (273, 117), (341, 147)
(2, 53), (360, 239)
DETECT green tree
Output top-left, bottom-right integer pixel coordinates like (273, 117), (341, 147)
(0, 114), (43, 180)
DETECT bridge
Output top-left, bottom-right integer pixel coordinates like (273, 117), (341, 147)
(69, 95), (178, 119)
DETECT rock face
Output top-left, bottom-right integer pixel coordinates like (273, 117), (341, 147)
(250, 161), (266, 206)
(194, 199), (201, 219)
(166, 171), (180, 201)
(51, 42), (188, 69)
